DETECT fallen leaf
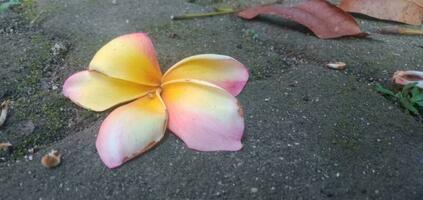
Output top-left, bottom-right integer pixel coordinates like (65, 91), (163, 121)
(0, 100), (10, 127)
(0, 142), (12, 151)
(326, 62), (347, 70)
(237, 0), (364, 39)
(393, 71), (423, 89)
(339, 0), (423, 25)
(41, 150), (61, 168)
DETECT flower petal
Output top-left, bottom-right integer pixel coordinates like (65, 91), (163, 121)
(162, 54), (249, 96)
(89, 33), (162, 86)
(161, 80), (244, 151)
(393, 70), (423, 88)
(63, 70), (155, 111)
(96, 90), (167, 169)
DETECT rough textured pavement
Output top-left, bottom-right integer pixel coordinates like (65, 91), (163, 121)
(1, 0), (423, 199)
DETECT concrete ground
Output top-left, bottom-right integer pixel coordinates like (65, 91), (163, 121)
(1, 0), (423, 199)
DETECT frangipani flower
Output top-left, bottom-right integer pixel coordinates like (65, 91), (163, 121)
(393, 70), (423, 88)
(63, 33), (249, 168)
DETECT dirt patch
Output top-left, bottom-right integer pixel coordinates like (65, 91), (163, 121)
(0, 10), (97, 161)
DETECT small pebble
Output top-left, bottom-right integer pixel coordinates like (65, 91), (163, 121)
(51, 42), (67, 56)
(326, 62), (347, 70)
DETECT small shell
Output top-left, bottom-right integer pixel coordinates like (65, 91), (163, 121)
(41, 150), (61, 168)
(0, 142), (12, 151)
(326, 62), (347, 70)
(0, 100), (11, 127)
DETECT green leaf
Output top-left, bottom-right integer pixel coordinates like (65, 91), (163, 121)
(410, 87), (423, 103)
(416, 101), (423, 107)
(411, 94), (423, 103)
(403, 83), (417, 92)
(412, 86), (420, 97)
(375, 83), (395, 96)
(399, 93), (419, 115)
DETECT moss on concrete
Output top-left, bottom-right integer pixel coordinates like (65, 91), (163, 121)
(0, 5), (97, 160)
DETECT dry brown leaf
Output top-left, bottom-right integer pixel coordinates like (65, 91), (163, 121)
(238, 0), (364, 39)
(0, 142), (12, 151)
(0, 100), (10, 127)
(412, 0), (423, 7)
(339, 0), (423, 25)
(41, 150), (61, 168)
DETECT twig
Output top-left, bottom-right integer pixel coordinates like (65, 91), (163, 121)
(30, 11), (44, 26)
(171, 1), (283, 20)
(171, 9), (237, 20)
(377, 26), (423, 36)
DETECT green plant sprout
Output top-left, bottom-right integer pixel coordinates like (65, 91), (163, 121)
(376, 83), (423, 115)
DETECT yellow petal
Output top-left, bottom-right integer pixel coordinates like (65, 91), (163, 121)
(96, 90), (167, 168)
(63, 71), (156, 111)
(162, 54), (249, 96)
(89, 33), (162, 86)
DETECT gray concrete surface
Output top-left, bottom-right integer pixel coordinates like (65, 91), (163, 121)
(1, 0), (423, 199)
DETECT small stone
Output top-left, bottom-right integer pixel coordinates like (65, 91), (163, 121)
(251, 187), (258, 193)
(168, 32), (178, 38)
(326, 62), (347, 70)
(28, 147), (36, 154)
(51, 42), (67, 56)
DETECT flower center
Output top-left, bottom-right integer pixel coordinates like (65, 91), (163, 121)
(147, 87), (162, 99)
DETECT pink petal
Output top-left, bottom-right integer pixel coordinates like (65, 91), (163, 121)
(161, 80), (244, 151)
(162, 54), (249, 96)
(393, 70), (423, 88)
(96, 91), (167, 168)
